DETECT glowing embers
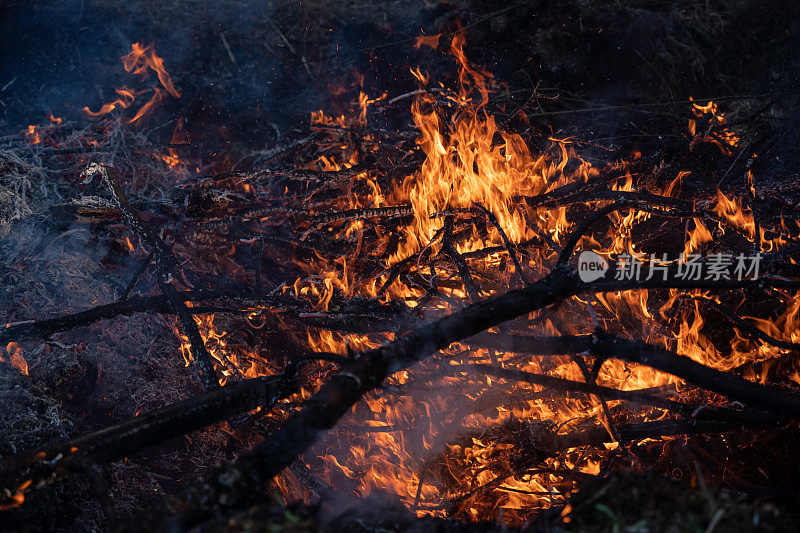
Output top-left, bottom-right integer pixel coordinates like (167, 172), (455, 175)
(24, 114), (63, 145)
(0, 479), (30, 511)
(310, 344), (636, 523)
(305, 70), (386, 172)
(83, 42), (180, 124)
(171, 311), (269, 386)
(25, 125), (41, 145)
(141, 23), (798, 526)
(152, 118), (190, 170)
(278, 36), (689, 520)
(2, 342), (28, 375)
(687, 97), (740, 155)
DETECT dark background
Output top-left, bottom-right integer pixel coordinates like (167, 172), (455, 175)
(2, 0), (799, 171)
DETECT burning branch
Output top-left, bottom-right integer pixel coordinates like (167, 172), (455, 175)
(143, 260), (800, 528)
(83, 163), (220, 389)
(466, 332), (798, 420)
(5, 21), (800, 529)
(0, 288), (402, 347)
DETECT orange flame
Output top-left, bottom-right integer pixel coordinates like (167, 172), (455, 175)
(25, 125), (41, 144)
(82, 87), (137, 118)
(414, 33), (440, 49)
(167, 31), (797, 526)
(687, 97), (740, 155)
(127, 87), (165, 124)
(83, 42), (179, 122)
(122, 42), (180, 98)
(3, 342), (28, 375)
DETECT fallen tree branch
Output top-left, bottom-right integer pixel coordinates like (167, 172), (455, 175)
(556, 199), (694, 264)
(0, 285), (410, 345)
(472, 202), (532, 286)
(591, 330), (800, 419)
(0, 289), (275, 345)
(0, 373), (296, 509)
(465, 331), (800, 420)
(442, 216), (482, 303)
(309, 204), (414, 224)
(690, 295), (800, 352)
(84, 163), (219, 389)
(375, 222), (449, 297)
(140, 265), (576, 530)
(141, 262), (800, 529)
(120, 248), (155, 300)
(452, 363), (687, 413)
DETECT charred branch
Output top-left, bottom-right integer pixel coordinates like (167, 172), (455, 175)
(442, 216), (483, 303)
(690, 295), (800, 352)
(83, 163), (219, 389)
(0, 375), (295, 508)
(467, 331), (800, 420)
(144, 262), (800, 528)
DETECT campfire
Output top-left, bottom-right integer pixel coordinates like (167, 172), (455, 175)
(2, 2), (800, 531)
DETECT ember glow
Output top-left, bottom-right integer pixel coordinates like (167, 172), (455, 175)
(25, 125), (40, 144)
(3, 342), (28, 376)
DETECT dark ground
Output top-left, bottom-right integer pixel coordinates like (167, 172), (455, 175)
(2, 0), (800, 169)
(1, 0), (800, 531)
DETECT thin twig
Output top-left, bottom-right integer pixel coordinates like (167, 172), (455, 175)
(472, 202), (532, 285)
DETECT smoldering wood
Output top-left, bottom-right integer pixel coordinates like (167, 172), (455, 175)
(448, 363), (783, 426)
(425, 418), (743, 513)
(689, 295), (800, 352)
(4, 218), (799, 526)
(472, 202), (532, 286)
(4, 94), (800, 529)
(84, 163), (220, 389)
(442, 216), (483, 303)
(467, 331), (800, 420)
(135, 267), (800, 530)
(5, 194), (800, 519)
(0, 373), (296, 508)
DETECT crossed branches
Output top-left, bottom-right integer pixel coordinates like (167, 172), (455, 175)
(1, 164), (799, 530)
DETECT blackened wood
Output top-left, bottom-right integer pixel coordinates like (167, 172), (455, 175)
(591, 330), (800, 420)
(442, 215), (482, 303)
(83, 163), (220, 389)
(145, 266), (577, 530)
(691, 295), (800, 352)
(467, 331), (800, 420)
(471, 202), (532, 286)
(146, 269), (800, 530)
(0, 374), (297, 510)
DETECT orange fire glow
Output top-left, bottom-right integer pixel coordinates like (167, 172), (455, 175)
(414, 33), (440, 49)
(3, 342), (28, 375)
(162, 32), (799, 526)
(688, 97), (740, 155)
(82, 42), (179, 123)
(25, 125), (41, 144)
